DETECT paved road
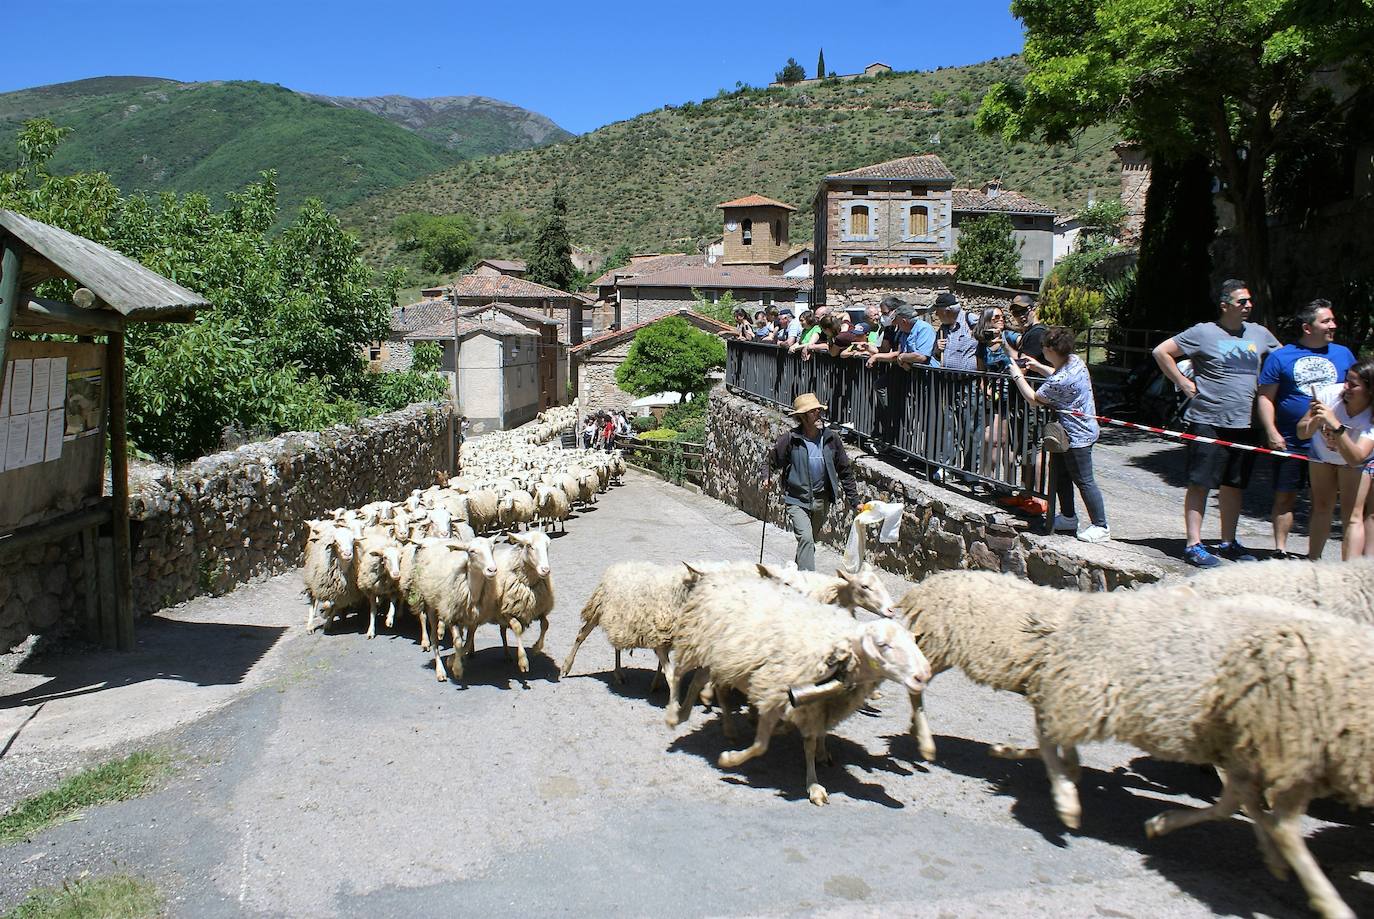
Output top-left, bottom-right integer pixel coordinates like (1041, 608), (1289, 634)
(1, 471), (1369, 918)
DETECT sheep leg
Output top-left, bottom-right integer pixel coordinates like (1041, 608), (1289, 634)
(531, 616), (548, 654)
(1256, 787), (1352, 919)
(816, 734), (832, 766)
(305, 600), (319, 633)
(715, 683), (737, 740)
(1036, 717), (1081, 830)
(667, 669), (710, 729)
(416, 603), (431, 652)
(507, 618), (529, 672)
(384, 600), (396, 630)
(613, 649), (624, 684)
(430, 613), (447, 682)
(1144, 768), (1243, 838)
(803, 732), (829, 806)
(558, 618), (598, 679)
(910, 691), (937, 762)
(446, 624), (465, 680)
(365, 596), (378, 640)
(718, 707), (783, 770)
(500, 625), (510, 657)
(652, 647), (673, 699)
(1235, 772), (1290, 881)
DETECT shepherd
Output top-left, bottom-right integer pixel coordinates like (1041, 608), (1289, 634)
(766, 393), (861, 571)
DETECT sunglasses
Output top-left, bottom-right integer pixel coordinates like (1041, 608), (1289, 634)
(1233, 297), (1252, 304)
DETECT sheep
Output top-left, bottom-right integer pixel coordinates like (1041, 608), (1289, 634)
(552, 471), (581, 508)
(472, 530), (555, 673)
(353, 527), (404, 639)
(1144, 557), (1374, 624)
(760, 563), (898, 619)
(533, 482), (570, 533)
(496, 489), (536, 532)
(302, 521), (361, 633)
(409, 536), (500, 681)
(462, 488), (500, 534)
(571, 467), (598, 506)
(609, 451), (627, 484)
(667, 572), (930, 806)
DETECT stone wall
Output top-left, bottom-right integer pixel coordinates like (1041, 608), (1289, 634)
(1, 403), (450, 652)
(703, 389), (1165, 591)
(577, 340), (637, 416)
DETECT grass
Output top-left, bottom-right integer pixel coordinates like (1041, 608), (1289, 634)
(4, 874), (162, 919)
(0, 751), (171, 846)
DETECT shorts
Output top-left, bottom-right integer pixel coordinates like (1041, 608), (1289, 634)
(1271, 435), (1310, 493)
(1185, 422), (1258, 490)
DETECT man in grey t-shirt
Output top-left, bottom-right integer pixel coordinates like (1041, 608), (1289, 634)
(1153, 279), (1281, 567)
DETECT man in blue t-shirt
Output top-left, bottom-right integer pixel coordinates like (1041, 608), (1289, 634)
(1256, 299), (1356, 557)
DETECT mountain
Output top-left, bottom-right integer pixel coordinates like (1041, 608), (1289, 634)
(304, 93), (572, 159)
(344, 56), (1122, 268)
(0, 77), (569, 216)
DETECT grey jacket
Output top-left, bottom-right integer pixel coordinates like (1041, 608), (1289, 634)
(770, 426), (859, 510)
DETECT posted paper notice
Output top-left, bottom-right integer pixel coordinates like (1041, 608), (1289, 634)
(10, 360), (32, 415)
(24, 413), (46, 466)
(48, 357), (68, 409)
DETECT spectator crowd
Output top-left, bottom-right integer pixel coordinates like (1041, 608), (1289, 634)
(733, 281), (1373, 564)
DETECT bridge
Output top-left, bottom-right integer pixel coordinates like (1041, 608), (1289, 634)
(2, 469), (1364, 917)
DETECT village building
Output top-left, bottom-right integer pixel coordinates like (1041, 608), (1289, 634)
(421, 271), (586, 344)
(406, 313), (542, 434)
(811, 153), (1056, 306)
(471, 258), (526, 278)
(768, 61), (892, 88)
(569, 309), (734, 416)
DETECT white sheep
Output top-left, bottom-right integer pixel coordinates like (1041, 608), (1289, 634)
(410, 536), (500, 681)
(353, 526), (404, 639)
(760, 563), (898, 619)
(1145, 557), (1374, 624)
(302, 521), (361, 633)
(667, 572), (930, 806)
(496, 489), (536, 532)
(463, 488), (500, 534)
(533, 482), (571, 533)
(472, 530), (555, 673)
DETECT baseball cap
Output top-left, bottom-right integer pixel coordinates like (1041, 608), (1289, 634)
(893, 305), (919, 322)
(933, 292), (959, 309)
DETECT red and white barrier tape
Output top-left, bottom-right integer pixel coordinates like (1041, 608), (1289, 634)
(1064, 411), (1314, 461)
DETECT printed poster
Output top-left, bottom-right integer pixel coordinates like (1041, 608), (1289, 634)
(10, 360), (31, 415)
(23, 413), (45, 466)
(48, 357), (67, 409)
(3, 415), (26, 470)
(65, 369), (103, 439)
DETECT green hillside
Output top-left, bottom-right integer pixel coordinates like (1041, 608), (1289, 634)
(0, 79), (463, 216)
(345, 56), (1122, 267)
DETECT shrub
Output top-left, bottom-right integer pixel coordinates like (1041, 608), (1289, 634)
(640, 428), (678, 441)
(660, 396), (706, 432)
(631, 414), (658, 433)
(675, 419), (707, 444)
(1039, 283), (1105, 330)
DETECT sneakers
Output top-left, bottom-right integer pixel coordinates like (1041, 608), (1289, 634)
(1215, 540), (1257, 562)
(1183, 543), (1222, 568)
(1053, 514), (1079, 534)
(1077, 524), (1110, 543)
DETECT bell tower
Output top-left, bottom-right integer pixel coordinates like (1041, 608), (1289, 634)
(718, 194), (795, 274)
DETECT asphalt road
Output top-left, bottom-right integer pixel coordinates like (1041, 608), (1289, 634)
(1, 471), (1369, 918)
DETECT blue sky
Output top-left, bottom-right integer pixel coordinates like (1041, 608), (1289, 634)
(4, 1), (1026, 135)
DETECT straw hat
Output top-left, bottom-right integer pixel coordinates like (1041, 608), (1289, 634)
(789, 393), (827, 415)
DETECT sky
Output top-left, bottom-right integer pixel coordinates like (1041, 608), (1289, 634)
(3, 1), (1026, 135)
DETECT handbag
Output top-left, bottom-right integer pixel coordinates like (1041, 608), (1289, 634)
(1041, 419), (1070, 454)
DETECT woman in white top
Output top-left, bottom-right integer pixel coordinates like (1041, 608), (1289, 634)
(1296, 358), (1374, 560)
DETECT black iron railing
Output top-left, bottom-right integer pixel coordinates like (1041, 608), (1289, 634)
(725, 340), (1055, 505)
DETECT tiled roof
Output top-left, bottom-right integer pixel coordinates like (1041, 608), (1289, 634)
(617, 265), (805, 291)
(952, 188), (1056, 216)
(406, 314), (539, 341)
(457, 301), (563, 326)
(436, 272), (576, 301)
(824, 264), (957, 278)
(590, 253), (700, 288)
(828, 155), (955, 182)
(785, 245), (813, 259)
(717, 194), (796, 211)
(390, 298), (453, 334)
(570, 308), (736, 356)
(476, 258), (527, 272)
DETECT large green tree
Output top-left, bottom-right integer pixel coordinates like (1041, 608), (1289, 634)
(776, 58), (806, 85)
(615, 316), (726, 399)
(976, 0), (1374, 321)
(524, 186), (576, 292)
(952, 213), (1022, 287)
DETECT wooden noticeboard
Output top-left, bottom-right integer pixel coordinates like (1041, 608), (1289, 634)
(0, 339), (108, 534)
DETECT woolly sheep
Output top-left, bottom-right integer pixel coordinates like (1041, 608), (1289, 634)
(1144, 557), (1374, 624)
(497, 490), (536, 532)
(410, 536), (500, 681)
(463, 488), (500, 534)
(760, 563), (898, 619)
(302, 521), (361, 633)
(668, 573), (930, 806)
(533, 482), (570, 533)
(473, 531), (555, 673)
(353, 527), (404, 639)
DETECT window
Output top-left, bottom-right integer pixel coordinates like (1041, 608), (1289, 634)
(849, 256), (869, 266)
(852, 185), (868, 195)
(911, 185), (927, 196)
(742, 218), (752, 245)
(761, 292), (772, 307)
(368, 343), (382, 361)
(850, 205), (870, 236)
(909, 257), (927, 266)
(1037, 259), (1045, 278)
(773, 220), (782, 244)
(909, 205), (929, 236)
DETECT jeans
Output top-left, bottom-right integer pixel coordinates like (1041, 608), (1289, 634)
(784, 499), (831, 571)
(1053, 446), (1107, 527)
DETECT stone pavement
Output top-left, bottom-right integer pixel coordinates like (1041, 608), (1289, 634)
(3, 470), (1369, 918)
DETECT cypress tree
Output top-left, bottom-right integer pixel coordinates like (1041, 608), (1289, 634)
(524, 187), (576, 292)
(817, 49), (826, 80)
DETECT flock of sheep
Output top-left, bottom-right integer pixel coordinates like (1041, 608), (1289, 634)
(302, 405), (1374, 919)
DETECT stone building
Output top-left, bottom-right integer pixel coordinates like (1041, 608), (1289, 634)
(456, 302), (566, 411)
(569, 309), (734, 415)
(471, 258), (527, 278)
(406, 315), (542, 434)
(718, 194), (795, 273)
(614, 265), (806, 327)
(1114, 142), (1151, 247)
(812, 153), (1056, 304)
(372, 298), (452, 372)
(420, 272), (586, 344)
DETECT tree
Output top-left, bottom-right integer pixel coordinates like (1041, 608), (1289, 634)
(1126, 155), (1217, 331)
(975, 0), (1374, 322)
(952, 213), (1021, 287)
(692, 289), (738, 325)
(390, 212), (476, 272)
(775, 58), (806, 85)
(598, 243), (633, 277)
(524, 186), (576, 292)
(615, 316), (726, 399)
(816, 49), (826, 81)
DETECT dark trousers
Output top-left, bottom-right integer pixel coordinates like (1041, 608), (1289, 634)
(1052, 446), (1107, 527)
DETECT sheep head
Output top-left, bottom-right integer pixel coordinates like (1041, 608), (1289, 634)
(855, 619), (931, 693)
(464, 536), (499, 580)
(509, 531), (551, 578)
(836, 565), (898, 618)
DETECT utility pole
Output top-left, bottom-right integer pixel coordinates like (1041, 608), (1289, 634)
(449, 283), (460, 474)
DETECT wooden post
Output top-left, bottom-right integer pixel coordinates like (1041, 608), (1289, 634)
(0, 234), (20, 375)
(107, 327), (135, 650)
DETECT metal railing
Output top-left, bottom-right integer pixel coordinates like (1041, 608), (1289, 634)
(725, 340), (1055, 504)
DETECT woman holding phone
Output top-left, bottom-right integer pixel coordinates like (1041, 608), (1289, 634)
(1297, 358), (1374, 560)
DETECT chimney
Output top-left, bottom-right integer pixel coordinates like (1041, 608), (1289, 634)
(982, 180), (1002, 199)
